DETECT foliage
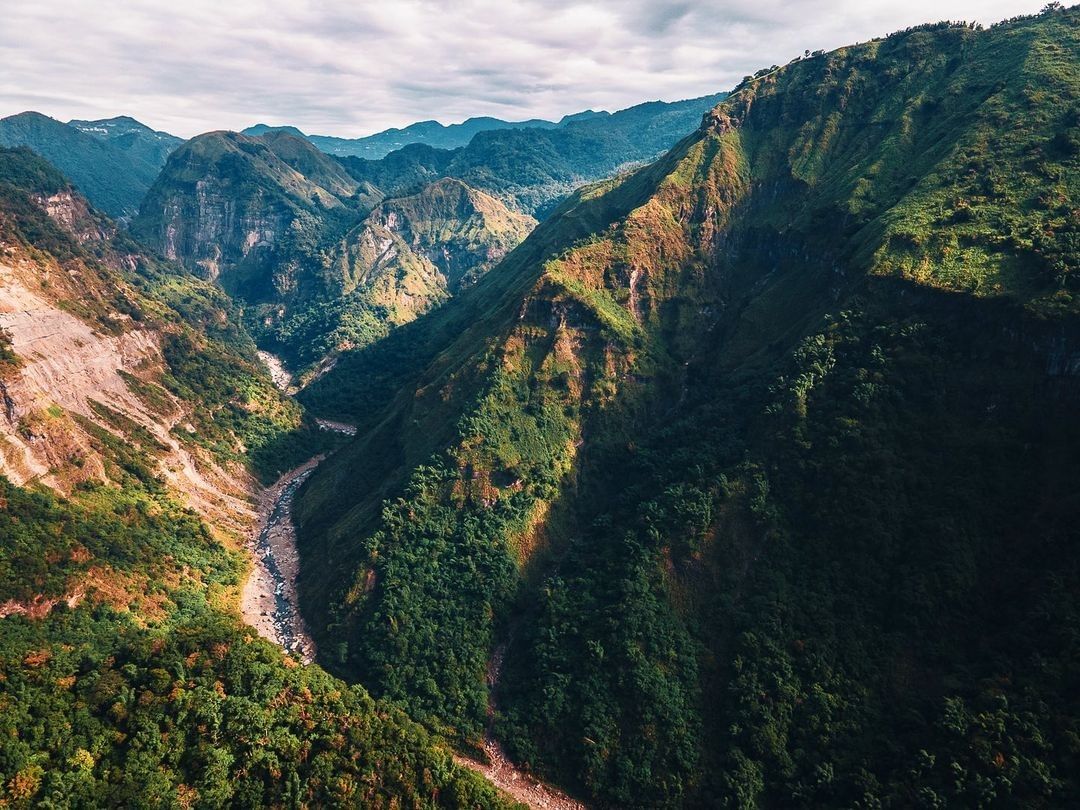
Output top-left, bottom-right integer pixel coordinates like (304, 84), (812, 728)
(295, 8), (1080, 807)
(0, 600), (516, 808)
(0, 113), (169, 218)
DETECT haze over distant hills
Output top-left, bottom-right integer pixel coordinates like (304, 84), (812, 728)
(243, 106), (611, 159)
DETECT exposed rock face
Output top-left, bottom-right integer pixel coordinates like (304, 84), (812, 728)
(330, 178), (536, 321)
(0, 147), (297, 537)
(135, 131), (362, 299)
(138, 136), (537, 370)
(0, 260), (252, 529)
(363, 177), (536, 289)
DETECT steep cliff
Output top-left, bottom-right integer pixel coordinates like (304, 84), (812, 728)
(137, 138), (537, 371)
(268, 178), (536, 369)
(0, 146), (310, 522)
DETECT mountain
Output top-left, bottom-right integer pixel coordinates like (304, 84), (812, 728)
(69, 115), (182, 172)
(242, 95), (724, 173)
(339, 93), (729, 216)
(293, 8), (1080, 807)
(137, 92), (726, 373)
(0, 145), (514, 807)
(268, 177), (535, 369)
(134, 131), (532, 371)
(246, 114), (566, 159)
(134, 129), (366, 287)
(0, 112), (177, 218)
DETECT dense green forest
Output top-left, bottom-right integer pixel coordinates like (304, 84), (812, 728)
(2, 5), (1079, 808)
(294, 7), (1080, 807)
(0, 482), (515, 807)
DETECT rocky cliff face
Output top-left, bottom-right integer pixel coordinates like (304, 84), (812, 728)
(361, 177), (536, 289)
(138, 137), (538, 371)
(135, 131), (362, 295)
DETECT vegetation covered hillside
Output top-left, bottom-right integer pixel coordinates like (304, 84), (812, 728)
(295, 7), (1080, 807)
(338, 93), (727, 218)
(0, 147), (519, 808)
(69, 115), (183, 179)
(135, 94), (726, 378)
(135, 132), (537, 373)
(0, 112), (177, 219)
(268, 177), (536, 370)
(245, 95), (719, 164)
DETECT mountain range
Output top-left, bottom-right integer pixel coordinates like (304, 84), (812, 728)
(0, 5), (1078, 808)
(133, 93), (727, 373)
(294, 8), (1080, 806)
(242, 108), (609, 158)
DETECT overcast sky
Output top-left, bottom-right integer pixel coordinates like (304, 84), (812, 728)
(0, 0), (1053, 138)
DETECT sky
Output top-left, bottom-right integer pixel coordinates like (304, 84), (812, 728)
(0, 0), (1054, 138)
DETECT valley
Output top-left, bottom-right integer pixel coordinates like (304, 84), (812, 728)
(1, 4), (1078, 807)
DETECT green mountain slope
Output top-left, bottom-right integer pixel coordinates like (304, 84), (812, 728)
(340, 93), (728, 217)
(245, 115), (561, 158)
(0, 146), (517, 808)
(134, 134), (536, 372)
(0, 112), (173, 218)
(268, 177), (536, 369)
(244, 99), (697, 161)
(135, 93), (726, 375)
(294, 8), (1080, 807)
(69, 115), (182, 175)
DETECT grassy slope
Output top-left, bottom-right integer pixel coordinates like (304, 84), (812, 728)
(295, 8), (1080, 806)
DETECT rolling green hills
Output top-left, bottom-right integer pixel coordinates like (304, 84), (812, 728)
(243, 97), (712, 162)
(338, 93), (728, 217)
(294, 7), (1080, 807)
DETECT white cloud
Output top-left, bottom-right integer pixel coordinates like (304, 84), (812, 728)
(0, 0), (1053, 138)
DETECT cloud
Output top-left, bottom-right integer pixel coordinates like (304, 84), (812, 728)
(0, 0), (1053, 138)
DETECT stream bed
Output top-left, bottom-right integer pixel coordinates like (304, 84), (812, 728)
(240, 457), (322, 663)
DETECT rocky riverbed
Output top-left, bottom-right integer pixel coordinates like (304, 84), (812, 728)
(240, 457), (322, 663)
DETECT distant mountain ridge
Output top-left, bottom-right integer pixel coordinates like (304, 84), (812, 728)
(69, 115), (182, 171)
(241, 98), (704, 159)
